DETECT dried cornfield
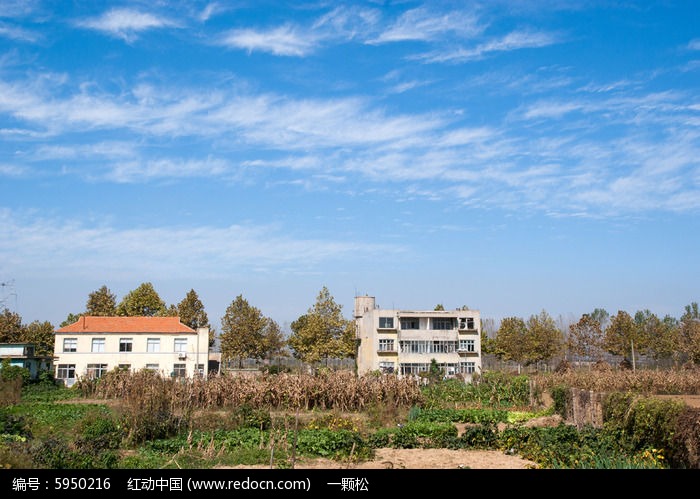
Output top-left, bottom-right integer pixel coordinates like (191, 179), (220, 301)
(82, 369), (424, 412)
(530, 367), (700, 395)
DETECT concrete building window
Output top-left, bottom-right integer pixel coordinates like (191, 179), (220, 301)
(173, 363), (186, 378)
(432, 318), (455, 330)
(147, 338), (160, 352)
(378, 362), (394, 373)
(378, 317), (394, 328)
(174, 338), (187, 352)
(400, 340), (458, 354)
(460, 361), (476, 374)
(196, 364), (205, 376)
(378, 339), (395, 352)
(119, 338), (133, 352)
(400, 318), (419, 330)
(63, 338), (77, 353)
(86, 363), (108, 378)
(56, 364), (76, 380)
(400, 363), (430, 375)
(91, 338), (105, 353)
(118, 364), (131, 371)
(145, 363), (159, 371)
(459, 339), (475, 352)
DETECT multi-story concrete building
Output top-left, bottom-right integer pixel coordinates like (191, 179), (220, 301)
(54, 316), (209, 387)
(354, 295), (481, 379)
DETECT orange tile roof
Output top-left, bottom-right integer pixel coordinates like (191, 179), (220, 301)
(56, 316), (197, 334)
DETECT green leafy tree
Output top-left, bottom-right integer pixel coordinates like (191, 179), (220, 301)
(646, 314), (680, 363)
(434, 304), (445, 311)
(262, 319), (287, 358)
(525, 309), (564, 365)
(287, 286), (356, 363)
(116, 282), (167, 317)
(0, 308), (24, 343)
(219, 295), (268, 364)
(23, 320), (55, 357)
(493, 316), (528, 365)
(568, 313), (605, 361)
(680, 302), (700, 364)
(85, 285), (117, 316)
(604, 310), (644, 362)
(177, 289), (209, 329)
(177, 289), (214, 346)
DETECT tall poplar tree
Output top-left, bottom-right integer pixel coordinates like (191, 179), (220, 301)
(116, 282), (167, 317)
(86, 285), (117, 316)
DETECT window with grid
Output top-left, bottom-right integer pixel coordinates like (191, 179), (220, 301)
(173, 363), (187, 378)
(91, 338), (105, 353)
(63, 338), (77, 352)
(86, 363), (108, 378)
(56, 364), (75, 379)
(174, 338), (187, 352)
(459, 339), (475, 352)
(147, 338), (160, 352)
(378, 317), (394, 328)
(378, 339), (395, 352)
(119, 338), (133, 352)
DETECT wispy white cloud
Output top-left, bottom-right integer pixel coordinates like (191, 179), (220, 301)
(218, 24), (319, 56)
(416, 29), (560, 63)
(77, 8), (178, 42)
(105, 157), (231, 183)
(0, 21), (40, 42)
(367, 7), (483, 44)
(198, 2), (225, 22)
(688, 39), (700, 51)
(0, 210), (402, 280)
(0, 163), (27, 177)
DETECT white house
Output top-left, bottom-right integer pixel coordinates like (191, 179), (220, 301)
(54, 316), (209, 387)
(354, 295), (481, 380)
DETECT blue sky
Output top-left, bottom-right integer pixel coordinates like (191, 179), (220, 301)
(1, 0), (699, 334)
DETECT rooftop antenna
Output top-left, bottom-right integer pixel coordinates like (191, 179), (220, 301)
(0, 279), (17, 311)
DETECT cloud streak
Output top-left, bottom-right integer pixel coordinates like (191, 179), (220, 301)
(77, 8), (178, 42)
(0, 210), (402, 280)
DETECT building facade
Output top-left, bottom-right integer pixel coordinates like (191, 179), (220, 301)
(54, 316), (209, 387)
(0, 343), (53, 380)
(354, 295), (481, 379)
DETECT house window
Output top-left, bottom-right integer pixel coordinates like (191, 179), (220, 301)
(147, 338), (160, 352)
(174, 338), (187, 352)
(173, 363), (186, 378)
(86, 363), (108, 378)
(91, 338), (105, 353)
(119, 338), (133, 352)
(63, 338), (77, 353)
(378, 317), (394, 328)
(400, 318), (419, 330)
(118, 364), (131, 371)
(459, 339), (475, 352)
(145, 363), (159, 371)
(56, 364), (76, 380)
(196, 364), (205, 376)
(432, 318), (455, 330)
(378, 339), (395, 352)
(466, 318), (475, 329)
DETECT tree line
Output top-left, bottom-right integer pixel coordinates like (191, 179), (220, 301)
(484, 304), (700, 368)
(0, 283), (355, 366)
(2, 281), (699, 370)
